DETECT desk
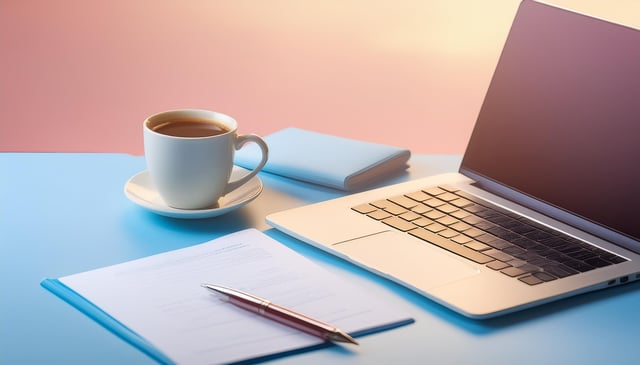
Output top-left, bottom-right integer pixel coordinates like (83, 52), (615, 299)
(2, 153), (639, 365)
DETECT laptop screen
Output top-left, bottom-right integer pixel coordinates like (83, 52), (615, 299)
(460, 1), (640, 243)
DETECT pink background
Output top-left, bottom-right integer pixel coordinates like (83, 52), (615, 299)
(2, 1), (638, 155)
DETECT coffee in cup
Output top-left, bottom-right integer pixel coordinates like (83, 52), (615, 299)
(143, 109), (268, 210)
(151, 117), (229, 138)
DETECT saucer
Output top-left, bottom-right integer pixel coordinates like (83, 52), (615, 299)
(124, 166), (263, 219)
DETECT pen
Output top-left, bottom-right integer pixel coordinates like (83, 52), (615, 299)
(201, 284), (359, 345)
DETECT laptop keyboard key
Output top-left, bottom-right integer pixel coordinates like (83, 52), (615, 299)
(508, 223), (537, 235)
(413, 217), (435, 227)
(561, 259), (595, 272)
(487, 261), (511, 270)
(487, 250), (516, 263)
(450, 222), (472, 232)
(523, 230), (554, 241)
(408, 228), (493, 264)
(370, 200), (406, 215)
(406, 190), (430, 202)
(399, 211), (421, 221)
(450, 198), (473, 208)
(602, 253), (627, 264)
(519, 275), (544, 285)
(437, 204), (459, 214)
(502, 245), (527, 256)
(436, 216), (459, 226)
(461, 215), (484, 225)
(425, 222), (447, 233)
(425, 198), (446, 208)
(501, 266), (529, 277)
(382, 217), (418, 232)
(462, 227), (485, 238)
(438, 185), (460, 193)
(532, 272), (558, 282)
(452, 235), (473, 244)
(352, 203), (377, 214)
(389, 195), (420, 209)
(423, 187), (447, 196)
(463, 204), (486, 214)
(465, 240), (492, 252)
(437, 192), (460, 202)
(451, 210), (471, 220)
(475, 233), (497, 244)
(487, 239), (515, 251)
(367, 210), (392, 220)
(541, 264), (578, 278)
(424, 210), (446, 220)
(474, 220), (496, 231)
(584, 257), (614, 268)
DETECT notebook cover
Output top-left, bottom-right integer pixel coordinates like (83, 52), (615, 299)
(235, 128), (411, 191)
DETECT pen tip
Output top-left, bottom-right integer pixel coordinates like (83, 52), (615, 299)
(332, 331), (359, 345)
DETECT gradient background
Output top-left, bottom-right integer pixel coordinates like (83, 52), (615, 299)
(2, 0), (638, 155)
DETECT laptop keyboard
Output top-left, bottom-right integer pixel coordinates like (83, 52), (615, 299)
(352, 185), (627, 285)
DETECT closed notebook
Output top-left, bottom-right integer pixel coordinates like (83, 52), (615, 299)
(235, 128), (411, 191)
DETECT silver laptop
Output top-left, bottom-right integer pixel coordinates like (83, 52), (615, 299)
(266, 0), (640, 319)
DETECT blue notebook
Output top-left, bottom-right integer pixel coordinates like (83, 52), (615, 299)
(235, 128), (411, 191)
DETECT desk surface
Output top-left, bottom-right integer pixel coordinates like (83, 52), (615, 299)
(2, 153), (639, 365)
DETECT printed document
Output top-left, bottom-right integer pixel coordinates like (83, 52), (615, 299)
(52, 229), (412, 364)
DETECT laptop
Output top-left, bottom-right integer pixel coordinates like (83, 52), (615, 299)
(266, 0), (640, 319)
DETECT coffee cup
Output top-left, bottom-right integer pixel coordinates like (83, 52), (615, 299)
(143, 109), (268, 210)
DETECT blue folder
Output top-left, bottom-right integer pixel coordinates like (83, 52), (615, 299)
(40, 278), (175, 364)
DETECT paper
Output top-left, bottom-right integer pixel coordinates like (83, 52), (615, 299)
(45, 229), (412, 365)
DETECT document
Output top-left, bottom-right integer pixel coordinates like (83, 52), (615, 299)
(41, 229), (413, 365)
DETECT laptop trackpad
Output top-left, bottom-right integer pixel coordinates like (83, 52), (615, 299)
(334, 231), (479, 291)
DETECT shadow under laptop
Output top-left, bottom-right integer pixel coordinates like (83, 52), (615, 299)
(265, 228), (640, 336)
(470, 280), (640, 330)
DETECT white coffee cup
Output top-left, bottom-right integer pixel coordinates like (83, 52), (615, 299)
(143, 109), (268, 210)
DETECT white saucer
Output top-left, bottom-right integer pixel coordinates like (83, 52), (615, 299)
(124, 166), (263, 219)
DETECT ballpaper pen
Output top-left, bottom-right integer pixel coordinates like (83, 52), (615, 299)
(201, 284), (359, 345)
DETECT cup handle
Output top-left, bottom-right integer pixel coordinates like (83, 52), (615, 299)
(224, 134), (269, 195)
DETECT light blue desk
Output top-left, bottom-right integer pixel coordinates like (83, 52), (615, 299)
(2, 153), (639, 364)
